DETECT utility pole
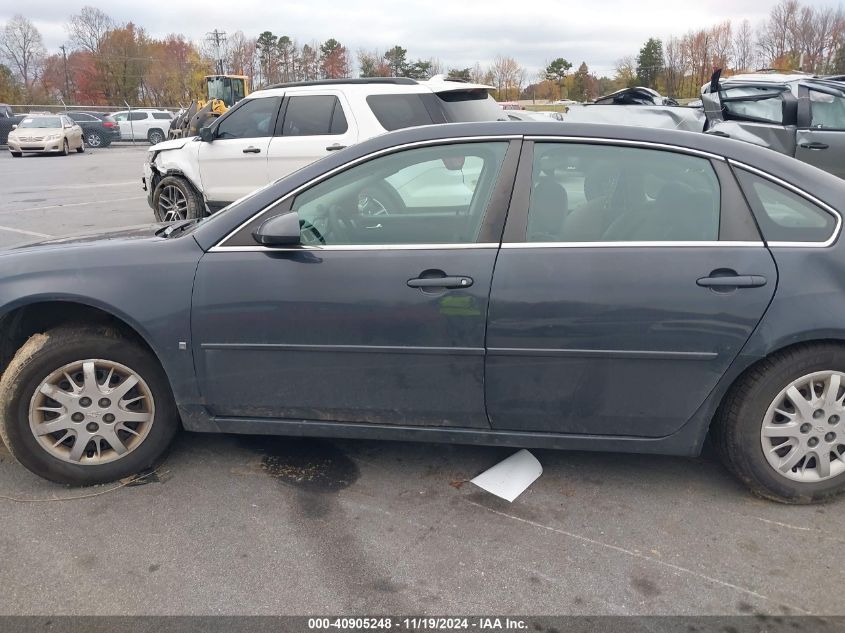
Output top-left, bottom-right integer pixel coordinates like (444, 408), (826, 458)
(59, 45), (71, 103)
(206, 29), (227, 75)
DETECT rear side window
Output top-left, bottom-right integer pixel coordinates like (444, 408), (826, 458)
(281, 95), (347, 136)
(721, 86), (786, 124)
(525, 142), (720, 242)
(152, 112), (172, 120)
(809, 89), (845, 130)
(435, 90), (504, 123)
(367, 94), (434, 131)
(735, 169), (837, 243)
(128, 112), (148, 121)
(69, 113), (96, 122)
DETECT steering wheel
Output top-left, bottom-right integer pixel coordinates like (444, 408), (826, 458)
(300, 218), (326, 245)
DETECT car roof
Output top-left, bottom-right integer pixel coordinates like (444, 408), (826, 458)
(251, 76), (493, 98)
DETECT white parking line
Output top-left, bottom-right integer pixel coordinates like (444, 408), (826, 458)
(0, 225), (51, 238)
(0, 196), (146, 214)
(8, 181), (139, 193)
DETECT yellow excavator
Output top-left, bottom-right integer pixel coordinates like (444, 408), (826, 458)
(168, 74), (250, 139)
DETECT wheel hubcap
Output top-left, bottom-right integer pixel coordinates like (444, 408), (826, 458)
(158, 185), (188, 222)
(87, 133), (101, 147)
(28, 359), (155, 465)
(761, 371), (845, 482)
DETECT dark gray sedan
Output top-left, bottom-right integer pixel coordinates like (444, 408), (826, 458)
(1, 122), (844, 504)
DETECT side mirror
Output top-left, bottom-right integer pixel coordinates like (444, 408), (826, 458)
(253, 212), (301, 246)
(199, 126), (214, 142)
(10, 124), (16, 130)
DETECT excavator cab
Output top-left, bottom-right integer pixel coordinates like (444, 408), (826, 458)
(205, 75), (249, 109)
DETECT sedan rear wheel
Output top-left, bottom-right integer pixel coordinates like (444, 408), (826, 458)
(85, 131), (103, 147)
(713, 343), (845, 503)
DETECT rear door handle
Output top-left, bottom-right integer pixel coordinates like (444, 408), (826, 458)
(242, 146), (261, 154)
(408, 276), (473, 289)
(799, 142), (829, 150)
(697, 275), (767, 288)
(326, 144), (346, 151)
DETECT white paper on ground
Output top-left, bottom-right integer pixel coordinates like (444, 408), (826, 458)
(470, 449), (543, 502)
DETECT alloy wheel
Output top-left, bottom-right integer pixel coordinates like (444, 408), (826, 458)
(28, 359), (155, 465)
(761, 370), (845, 482)
(158, 185), (188, 221)
(86, 132), (102, 147)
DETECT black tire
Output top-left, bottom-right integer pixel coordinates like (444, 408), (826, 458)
(148, 128), (165, 145)
(85, 131), (103, 148)
(152, 175), (205, 222)
(712, 343), (845, 504)
(76, 142), (85, 153)
(0, 325), (179, 485)
(11, 151), (21, 157)
(61, 139), (69, 156)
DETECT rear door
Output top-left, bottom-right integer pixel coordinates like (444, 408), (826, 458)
(485, 140), (777, 437)
(794, 84), (845, 179)
(266, 93), (358, 180)
(197, 95), (283, 204)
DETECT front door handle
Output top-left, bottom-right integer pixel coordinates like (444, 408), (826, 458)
(326, 144), (346, 151)
(697, 275), (767, 288)
(407, 276), (473, 289)
(242, 146), (261, 154)
(799, 142), (829, 150)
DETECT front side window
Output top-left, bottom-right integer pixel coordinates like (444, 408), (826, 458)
(216, 97), (281, 140)
(526, 143), (721, 242)
(721, 86), (786, 124)
(735, 169), (837, 243)
(291, 142), (509, 245)
(112, 112), (127, 122)
(809, 89), (845, 130)
(281, 95), (347, 136)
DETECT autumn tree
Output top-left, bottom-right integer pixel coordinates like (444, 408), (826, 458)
(67, 6), (114, 54)
(358, 49), (390, 77)
(734, 19), (756, 72)
(320, 38), (350, 79)
(570, 62), (597, 101)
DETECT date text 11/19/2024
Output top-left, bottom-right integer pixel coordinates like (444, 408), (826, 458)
(307, 618), (529, 630)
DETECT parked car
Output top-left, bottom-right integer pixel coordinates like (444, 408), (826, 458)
(503, 110), (549, 121)
(700, 71), (845, 179)
(4, 121), (845, 503)
(0, 103), (24, 145)
(143, 76), (504, 221)
(6, 114), (84, 156)
(594, 86), (680, 106)
(110, 109), (173, 144)
(64, 111), (121, 147)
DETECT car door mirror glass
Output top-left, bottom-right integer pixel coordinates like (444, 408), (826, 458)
(253, 212), (302, 246)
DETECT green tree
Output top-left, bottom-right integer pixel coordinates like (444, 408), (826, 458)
(636, 37), (664, 89)
(570, 62), (593, 102)
(404, 59), (432, 79)
(544, 57), (572, 99)
(447, 67), (471, 82)
(256, 31), (277, 84)
(319, 38), (349, 79)
(383, 45), (407, 77)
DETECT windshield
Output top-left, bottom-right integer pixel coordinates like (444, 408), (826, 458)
(19, 117), (61, 128)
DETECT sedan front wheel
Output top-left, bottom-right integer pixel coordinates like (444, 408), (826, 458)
(0, 326), (179, 485)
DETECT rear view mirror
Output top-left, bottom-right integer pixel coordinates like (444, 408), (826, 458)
(199, 126), (214, 142)
(442, 156), (466, 171)
(253, 212), (301, 246)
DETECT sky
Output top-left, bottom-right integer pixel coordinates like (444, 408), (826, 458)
(2, 0), (841, 76)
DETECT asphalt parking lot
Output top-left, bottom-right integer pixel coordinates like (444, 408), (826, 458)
(1, 145), (844, 617)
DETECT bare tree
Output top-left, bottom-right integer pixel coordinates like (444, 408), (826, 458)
(710, 20), (734, 70)
(758, 0), (800, 66)
(734, 19), (756, 71)
(67, 6), (114, 54)
(0, 15), (46, 98)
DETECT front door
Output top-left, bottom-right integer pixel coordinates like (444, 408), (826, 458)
(485, 141), (777, 437)
(198, 95), (282, 204)
(191, 139), (517, 427)
(794, 85), (845, 179)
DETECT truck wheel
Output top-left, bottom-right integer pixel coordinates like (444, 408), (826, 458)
(0, 326), (179, 485)
(148, 129), (165, 145)
(153, 176), (205, 222)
